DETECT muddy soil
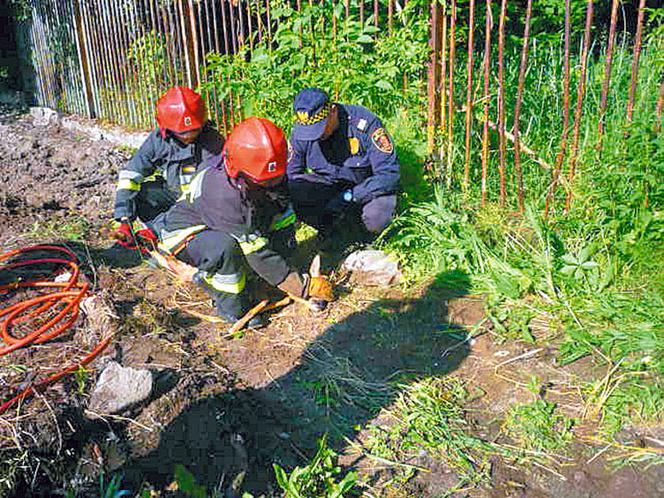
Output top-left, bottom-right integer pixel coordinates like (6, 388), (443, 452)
(0, 108), (662, 497)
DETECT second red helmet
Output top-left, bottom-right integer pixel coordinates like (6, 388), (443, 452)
(223, 117), (288, 183)
(156, 86), (207, 137)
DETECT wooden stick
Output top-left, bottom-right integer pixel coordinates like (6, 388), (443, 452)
(226, 299), (270, 336)
(497, 0), (508, 206)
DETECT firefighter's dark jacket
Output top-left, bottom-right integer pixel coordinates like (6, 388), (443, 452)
(114, 122), (224, 221)
(156, 166), (293, 287)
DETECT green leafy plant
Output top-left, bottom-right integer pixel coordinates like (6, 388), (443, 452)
(273, 435), (358, 498)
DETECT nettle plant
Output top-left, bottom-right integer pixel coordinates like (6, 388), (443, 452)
(203, 0), (430, 133)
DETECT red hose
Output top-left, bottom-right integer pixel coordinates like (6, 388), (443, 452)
(0, 245), (112, 414)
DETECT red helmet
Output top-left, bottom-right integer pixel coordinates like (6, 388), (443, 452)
(156, 86), (207, 137)
(223, 117), (288, 183)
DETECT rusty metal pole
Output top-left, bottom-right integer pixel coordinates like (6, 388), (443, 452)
(512, 0), (532, 214)
(656, 78), (664, 133)
(71, 0), (95, 118)
(565, 0), (594, 213)
(360, 0), (364, 24)
(626, 0), (646, 123)
(481, 0), (492, 207)
(374, 0), (378, 28)
(545, 0), (571, 217)
(388, 0), (393, 33)
(439, 4), (447, 164)
(463, 0), (475, 192)
(446, 0), (456, 188)
(427, 0), (440, 155)
(597, 0), (620, 148)
(497, 0), (507, 206)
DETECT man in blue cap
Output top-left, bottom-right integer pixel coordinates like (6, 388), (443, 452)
(287, 88), (400, 243)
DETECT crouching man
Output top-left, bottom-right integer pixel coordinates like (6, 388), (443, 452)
(150, 117), (332, 328)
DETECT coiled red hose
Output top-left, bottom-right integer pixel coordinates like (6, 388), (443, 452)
(0, 245), (112, 414)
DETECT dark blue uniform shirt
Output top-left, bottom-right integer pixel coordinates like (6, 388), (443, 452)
(287, 104), (400, 204)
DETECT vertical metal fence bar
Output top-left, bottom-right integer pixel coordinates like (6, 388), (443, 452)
(73, 0), (95, 117)
(79, 0), (102, 120)
(90, 1), (116, 121)
(388, 0), (392, 33)
(138, 0), (158, 126)
(446, 0), (456, 188)
(237, 0), (246, 49)
(35, 0), (55, 108)
(656, 78), (664, 134)
(100, 0), (124, 122)
(626, 0), (646, 123)
(246, 0), (254, 50)
(345, 0), (349, 18)
(481, 0), (492, 207)
(27, 2), (43, 107)
(105, 0), (127, 123)
(438, 4), (447, 164)
(359, 0), (364, 25)
(426, 0), (440, 155)
(545, 0), (571, 217)
(497, 0), (507, 206)
(113, 0), (135, 127)
(512, 0), (532, 214)
(564, 0), (593, 213)
(210, 0), (226, 130)
(373, 0), (378, 28)
(187, 0), (202, 88)
(463, 0), (475, 192)
(166, 0), (183, 85)
(597, 0), (619, 148)
(266, 0), (272, 42)
(221, 0), (236, 128)
(175, 0), (192, 87)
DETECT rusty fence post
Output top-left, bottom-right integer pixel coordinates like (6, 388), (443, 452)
(463, 0), (475, 192)
(626, 0), (646, 123)
(481, 0), (492, 207)
(565, 0), (594, 213)
(597, 0), (620, 149)
(545, 0), (571, 218)
(512, 0), (532, 214)
(497, 0), (507, 206)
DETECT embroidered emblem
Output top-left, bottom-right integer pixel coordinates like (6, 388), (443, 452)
(371, 128), (394, 154)
(357, 118), (367, 131)
(267, 161), (277, 172)
(184, 116), (192, 126)
(349, 137), (360, 155)
(294, 102), (332, 125)
(182, 165), (196, 173)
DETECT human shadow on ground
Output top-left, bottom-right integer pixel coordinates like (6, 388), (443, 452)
(120, 270), (473, 496)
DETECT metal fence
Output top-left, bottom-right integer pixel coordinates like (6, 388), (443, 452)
(22, 0), (662, 213)
(24, 0), (404, 132)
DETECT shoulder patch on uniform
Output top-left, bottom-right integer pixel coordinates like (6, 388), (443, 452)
(371, 128), (394, 154)
(357, 118), (367, 131)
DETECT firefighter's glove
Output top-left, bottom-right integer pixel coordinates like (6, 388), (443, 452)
(110, 219), (157, 250)
(111, 220), (136, 248)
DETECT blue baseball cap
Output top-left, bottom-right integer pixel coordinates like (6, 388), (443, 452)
(291, 88), (333, 141)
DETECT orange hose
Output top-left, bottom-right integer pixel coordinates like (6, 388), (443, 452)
(0, 245), (111, 414)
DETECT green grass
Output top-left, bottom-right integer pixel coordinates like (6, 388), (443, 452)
(381, 31), (663, 465)
(502, 399), (574, 455)
(364, 377), (495, 493)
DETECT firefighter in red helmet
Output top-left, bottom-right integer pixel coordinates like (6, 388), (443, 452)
(111, 86), (224, 249)
(149, 117), (329, 328)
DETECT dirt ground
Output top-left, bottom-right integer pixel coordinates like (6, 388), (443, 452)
(1, 108), (662, 497)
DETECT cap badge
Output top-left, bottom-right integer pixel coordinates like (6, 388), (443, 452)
(184, 116), (192, 126)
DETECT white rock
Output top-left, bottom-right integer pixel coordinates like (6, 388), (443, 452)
(86, 361), (152, 418)
(30, 106), (61, 126)
(342, 249), (402, 287)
